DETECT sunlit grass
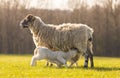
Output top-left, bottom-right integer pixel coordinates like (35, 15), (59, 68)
(0, 55), (120, 78)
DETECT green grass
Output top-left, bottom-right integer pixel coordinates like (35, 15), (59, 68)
(0, 55), (120, 78)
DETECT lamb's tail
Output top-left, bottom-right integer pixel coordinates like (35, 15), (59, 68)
(34, 48), (38, 55)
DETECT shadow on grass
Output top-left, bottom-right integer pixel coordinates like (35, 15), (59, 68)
(52, 66), (120, 71)
(43, 64), (120, 71)
(67, 66), (120, 71)
(91, 67), (120, 71)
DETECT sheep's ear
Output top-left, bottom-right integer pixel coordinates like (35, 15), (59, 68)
(26, 14), (35, 22)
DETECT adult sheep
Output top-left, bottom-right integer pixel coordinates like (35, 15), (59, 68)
(20, 14), (94, 68)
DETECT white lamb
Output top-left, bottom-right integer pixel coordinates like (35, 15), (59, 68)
(30, 47), (79, 67)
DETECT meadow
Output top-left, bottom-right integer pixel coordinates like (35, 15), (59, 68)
(0, 55), (120, 78)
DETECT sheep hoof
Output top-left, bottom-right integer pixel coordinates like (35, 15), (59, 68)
(91, 65), (94, 68)
(84, 65), (88, 68)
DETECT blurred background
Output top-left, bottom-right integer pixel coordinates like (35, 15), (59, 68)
(0, 0), (120, 57)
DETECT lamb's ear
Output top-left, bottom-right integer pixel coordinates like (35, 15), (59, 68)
(26, 14), (35, 22)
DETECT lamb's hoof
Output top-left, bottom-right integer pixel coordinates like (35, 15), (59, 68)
(69, 65), (72, 68)
(50, 64), (53, 67)
(46, 62), (49, 66)
(57, 65), (62, 68)
(30, 64), (35, 66)
(65, 65), (68, 68)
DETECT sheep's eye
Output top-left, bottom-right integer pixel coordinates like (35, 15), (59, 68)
(24, 19), (29, 23)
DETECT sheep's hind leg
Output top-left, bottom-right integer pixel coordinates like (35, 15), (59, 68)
(88, 41), (94, 68)
(84, 49), (94, 68)
(84, 38), (94, 68)
(84, 50), (94, 68)
(84, 53), (89, 68)
(89, 52), (94, 68)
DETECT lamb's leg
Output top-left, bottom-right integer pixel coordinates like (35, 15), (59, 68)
(50, 63), (53, 66)
(30, 55), (41, 66)
(57, 57), (68, 67)
(46, 62), (49, 66)
(46, 62), (53, 66)
(55, 61), (62, 67)
(31, 55), (37, 66)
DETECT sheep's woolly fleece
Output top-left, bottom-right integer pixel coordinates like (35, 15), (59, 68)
(28, 16), (93, 54)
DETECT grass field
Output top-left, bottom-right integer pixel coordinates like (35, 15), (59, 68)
(0, 55), (120, 78)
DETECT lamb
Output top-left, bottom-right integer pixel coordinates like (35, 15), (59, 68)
(20, 14), (94, 68)
(31, 47), (79, 67)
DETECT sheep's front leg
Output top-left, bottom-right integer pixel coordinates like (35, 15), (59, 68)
(75, 62), (78, 67)
(70, 63), (78, 67)
(69, 54), (80, 67)
(69, 62), (74, 67)
(69, 61), (78, 67)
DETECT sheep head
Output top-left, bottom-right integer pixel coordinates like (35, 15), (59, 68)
(20, 14), (35, 28)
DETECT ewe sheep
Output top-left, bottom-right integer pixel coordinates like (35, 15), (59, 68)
(20, 14), (94, 67)
(31, 47), (79, 67)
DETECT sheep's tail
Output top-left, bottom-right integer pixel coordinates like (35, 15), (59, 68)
(90, 28), (94, 35)
(88, 27), (94, 35)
